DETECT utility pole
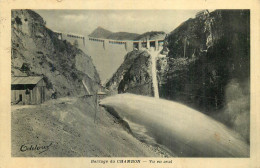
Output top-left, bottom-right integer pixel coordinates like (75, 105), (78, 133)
(82, 80), (99, 123)
(184, 37), (187, 58)
(94, 92), (98, 123)
(93, 86), (107, 124)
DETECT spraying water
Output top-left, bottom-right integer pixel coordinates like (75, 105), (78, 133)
(148, 49), (160, 98)
(100, 93), (249, 157)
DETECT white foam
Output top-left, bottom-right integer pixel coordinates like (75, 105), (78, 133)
(100, 93), (249, 157)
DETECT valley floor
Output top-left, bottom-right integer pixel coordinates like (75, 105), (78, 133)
(11, 96), (169, 157)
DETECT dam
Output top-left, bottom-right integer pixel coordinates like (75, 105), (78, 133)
(54, 31), (164, 52)
(88, 37), (164, 52)
(53, 31), (165, 82)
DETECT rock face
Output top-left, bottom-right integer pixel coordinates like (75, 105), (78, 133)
(105, 50), (154, 96)
(11, 10), (100, 98)
(159, 10), (250, 142)
(160, 9), (249, 110)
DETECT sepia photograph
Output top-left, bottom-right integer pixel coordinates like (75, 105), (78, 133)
(10, 9), (251, 158)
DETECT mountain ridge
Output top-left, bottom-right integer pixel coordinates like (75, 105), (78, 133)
(89, 26), (113, 39)
(89, 26), (140, 40)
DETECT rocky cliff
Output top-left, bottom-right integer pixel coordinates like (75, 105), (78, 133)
(159, 10), (250, 142)
(11, 10), (100, 98)
(105, 50), (154, 96)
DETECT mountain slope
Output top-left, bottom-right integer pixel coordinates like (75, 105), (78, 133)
(88, 26), (113, 39)
(160, 10), (250, 112)
(11, 10), (100, 98)
(89, 27), (140, 40)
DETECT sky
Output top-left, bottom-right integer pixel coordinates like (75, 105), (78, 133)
(35, 10), (202, 36)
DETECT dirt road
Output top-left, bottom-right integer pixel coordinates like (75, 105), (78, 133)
(11, 96), (167, 157)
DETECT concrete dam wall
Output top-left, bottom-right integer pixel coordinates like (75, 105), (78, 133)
(53, 31), (164, 83)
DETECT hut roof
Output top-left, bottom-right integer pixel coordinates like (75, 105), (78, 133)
(11, 76), (43, 85)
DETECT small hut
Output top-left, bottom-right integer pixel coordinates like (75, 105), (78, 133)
(11, 76), (46, 105)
